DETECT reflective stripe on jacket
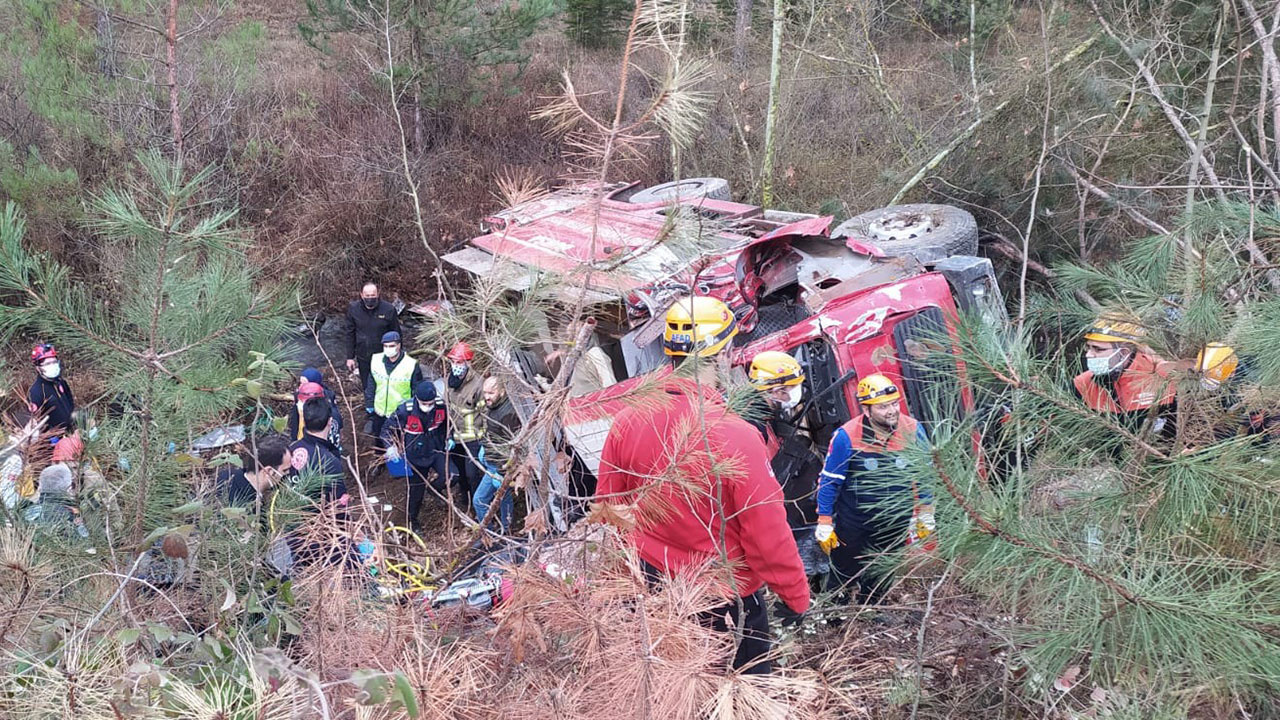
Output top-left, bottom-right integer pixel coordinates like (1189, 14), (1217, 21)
(370, 352), (417, 417)
(816, 413), (926, 522)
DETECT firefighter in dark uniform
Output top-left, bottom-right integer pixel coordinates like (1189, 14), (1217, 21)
(746, 351), (828, 580)
(27, 343), (76, 434)
(287, 398), (349, 507)
(815, 373), (929, 604)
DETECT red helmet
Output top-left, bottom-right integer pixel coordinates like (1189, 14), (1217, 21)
(31, 343), (57, 365)
(447, 342), (474, 362)
(297, 382), (326, 401)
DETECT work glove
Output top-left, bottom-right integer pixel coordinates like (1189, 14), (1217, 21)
(477, 445), (486, 465)
(385, 445), (401, 463)
(909, 508), (936, 545)
(773, 600), (805, 628)
(446, 439), (456, 452)
(815, 522), (838, 554)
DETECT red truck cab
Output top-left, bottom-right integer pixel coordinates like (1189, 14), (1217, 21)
(443, 178), (1006, 482)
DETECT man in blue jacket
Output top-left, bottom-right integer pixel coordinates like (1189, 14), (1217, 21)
(815, 373), (928, 604)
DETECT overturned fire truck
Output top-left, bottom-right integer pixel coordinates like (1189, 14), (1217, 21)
(442, 177), (1007, 530)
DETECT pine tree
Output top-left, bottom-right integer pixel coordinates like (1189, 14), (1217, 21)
(874, 202), (1280, 713)
(0, 151), (294, 545)
(565, 0), (635, 48)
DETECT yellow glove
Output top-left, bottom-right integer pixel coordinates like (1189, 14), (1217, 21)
(815, 522), (839, 554)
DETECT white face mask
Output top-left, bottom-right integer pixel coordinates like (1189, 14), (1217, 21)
(417, 401), (431, 413)
(779, 384), (804, 411)
(40, 362), (61, 380)
(1086, 349), (1124, 377)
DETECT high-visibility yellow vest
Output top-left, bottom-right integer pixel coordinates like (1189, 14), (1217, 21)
(370, 352), (417, 417)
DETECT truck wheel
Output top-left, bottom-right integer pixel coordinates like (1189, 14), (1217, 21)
(628, 177), (732, 204)
(832, 203), (978, 260)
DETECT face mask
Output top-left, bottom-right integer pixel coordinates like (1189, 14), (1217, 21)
(779, 385), (803, 411)
(1086, 349), (1122, 377)
(362, 296), (379, 309)
(417, 401), (431, 413)
(40, 362), (61, 380)
(384, 344), (400, 358)
(451, 363), (468, 377)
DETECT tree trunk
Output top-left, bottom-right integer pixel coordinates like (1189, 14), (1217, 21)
(165, 0), (183, 159)
(732, 0), (753, 71)
(95, 7), (117, 78)
(760, 0), (784, 207)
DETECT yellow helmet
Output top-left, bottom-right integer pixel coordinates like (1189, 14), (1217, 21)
(748, 351), (804, 390)
(663, 296), (738, 357)
(1083, 313), (1146, 345)
(856, 373), (900, 405)
(1196, 342), (1238, 388)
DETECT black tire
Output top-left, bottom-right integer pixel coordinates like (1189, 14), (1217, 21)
(628, 177), (732, 204)
(831, 203), (978, 261)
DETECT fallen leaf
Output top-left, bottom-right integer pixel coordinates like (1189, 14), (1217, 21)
(1090, 686), (1107, 703)
(585, 501), (637, 532)
(1054, 665), (1081, 692)
(219, 582), (236, 612)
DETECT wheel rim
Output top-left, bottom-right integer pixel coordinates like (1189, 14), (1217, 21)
(869, 211), (934, 242)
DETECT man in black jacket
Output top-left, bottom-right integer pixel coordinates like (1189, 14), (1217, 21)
(27, 343), (76, 435)
(381, 381), (456, 528)
(345, 283), (401, 400)
(287, 399), (349, 508)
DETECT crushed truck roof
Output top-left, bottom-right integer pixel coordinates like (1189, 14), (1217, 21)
(443, 183), (860, 302)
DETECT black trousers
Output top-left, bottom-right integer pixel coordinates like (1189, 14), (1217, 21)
(406, 453), (462, 522)
(355, 353), (374, 400)
(642, 561), (774, 674)
(449, 441), (485, 510)
(370, 414), (390, 451)
(827, 511), (910, 604)
(704, 589), (774, 674)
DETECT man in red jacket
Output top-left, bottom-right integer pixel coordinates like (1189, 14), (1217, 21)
(597, 296), (810, 675)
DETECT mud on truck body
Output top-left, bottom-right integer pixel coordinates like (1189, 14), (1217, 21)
(443, 178), (1007, 530)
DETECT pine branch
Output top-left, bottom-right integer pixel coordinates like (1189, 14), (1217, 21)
(931, 450), (1144, 605)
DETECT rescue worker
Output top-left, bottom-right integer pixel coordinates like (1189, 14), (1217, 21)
(218, 434), (292, 509)
(1195, 343), (1279, 441)
(597, 296), (809, 675)
(747, 351), (827, 580)
(286, 376), (343, 450)
(473, 376), (519, 531)
(28, 343), (75, 435)
(26, 464), (88, 539)
(444, 341), (486, 507)
(345, 283), (401, 397)
(1075, 314), (1177, 430)
(381, 381), (453, 529)
(815, 373), (929, 604)
(287, 398), (349, 507)
(364, 331), (423, 442)
(746, 350), (807, 445)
